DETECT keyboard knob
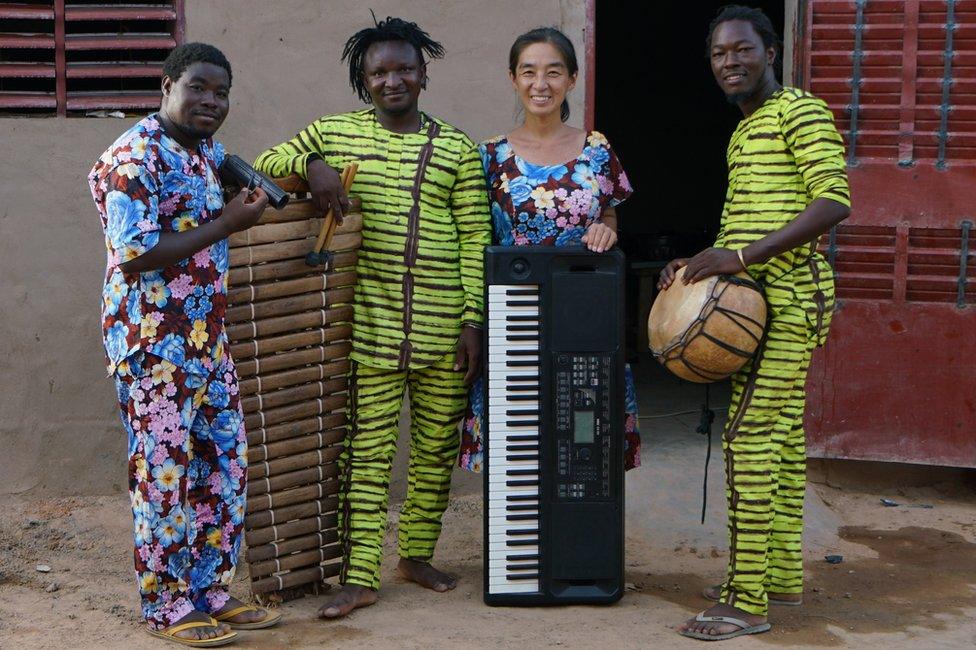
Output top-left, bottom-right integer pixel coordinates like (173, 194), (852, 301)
(511, 258), (529, 278)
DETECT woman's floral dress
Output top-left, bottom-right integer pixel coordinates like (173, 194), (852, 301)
(458, 131), (641, 472)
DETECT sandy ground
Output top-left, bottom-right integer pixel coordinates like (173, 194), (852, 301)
(2, 367), (975, 649)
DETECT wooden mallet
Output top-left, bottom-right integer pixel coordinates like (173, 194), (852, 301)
(305, 163), (358, 267)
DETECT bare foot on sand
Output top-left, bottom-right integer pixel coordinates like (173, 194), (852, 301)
(317, 584), (378, 619)
(396, 557), (458, 592)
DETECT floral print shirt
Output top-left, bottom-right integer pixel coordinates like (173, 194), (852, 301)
(89, 114), (229, 377)
(479, 130), (633, 247)
(459, 131), (641, 474)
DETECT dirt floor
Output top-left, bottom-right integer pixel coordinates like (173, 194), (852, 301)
(2, 366), (975, 649)
(3, 473), (975, 647)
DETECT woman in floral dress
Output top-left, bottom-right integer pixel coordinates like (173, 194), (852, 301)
(459, 27), (641, 473)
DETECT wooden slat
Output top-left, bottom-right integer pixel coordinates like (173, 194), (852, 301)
(239, 361), (350, 399)
(245, 512), (339, 547)
(247, 545), (342, 580)
(0, 3), (53, 19)
(66, 91), (160, 110)
(0, 33), (55, 48)
(245, 530), (339, 562)
(225, 287), (355, 324)
(246, 465), (340, 500)
(244, 496), (340, 531)
(64, 5), (177, 21)
(242, 392), (347, 430)
(0, 62), (55, 78)
(249, 562), (340, 595)
(245, 412), (345, 447)
(65, 33), (176, 50)
(67, 62), (163, 78)
(0, 93), (56, 108)
(241, 377), (347, 415)
(248, 428), (346, 464)
(227, 253), (357, 285)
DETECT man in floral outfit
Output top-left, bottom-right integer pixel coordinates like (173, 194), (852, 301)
(89, 43), (277, 645)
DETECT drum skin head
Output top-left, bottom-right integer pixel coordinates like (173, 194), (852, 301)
(647, 267), (767, 383)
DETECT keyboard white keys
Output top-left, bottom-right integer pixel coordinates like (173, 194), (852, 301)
(486, 283), (542, 595)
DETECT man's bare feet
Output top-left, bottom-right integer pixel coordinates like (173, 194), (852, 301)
(213, 596), (267, 625)
(677, 603), (768, 638)
(163, 610), (231, 641)
(396, 557), (457, 592)
(702, 583), (803, 605)
(317, 584), (378, 619)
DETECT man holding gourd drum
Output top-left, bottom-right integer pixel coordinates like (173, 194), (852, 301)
(655, 5), (851, 642)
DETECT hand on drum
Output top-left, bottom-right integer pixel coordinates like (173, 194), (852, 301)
(660, 247), (745, 290)
(581, 222), (617, 253)
(657, 258), (688, 291)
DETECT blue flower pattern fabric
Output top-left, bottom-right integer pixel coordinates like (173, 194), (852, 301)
(91, 114), (247, 631)
(89, 113), (229, 379)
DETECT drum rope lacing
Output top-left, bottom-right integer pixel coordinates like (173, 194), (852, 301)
(653, 275), (766, 382)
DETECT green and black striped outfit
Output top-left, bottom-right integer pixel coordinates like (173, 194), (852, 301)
(715, 88), (850, 616)
(255, 109), (491, 589)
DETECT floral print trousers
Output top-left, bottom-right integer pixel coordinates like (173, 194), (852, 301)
(114, 352), (247, 629)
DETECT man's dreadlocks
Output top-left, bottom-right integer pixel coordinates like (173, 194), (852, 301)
(341, 16), (445, 104)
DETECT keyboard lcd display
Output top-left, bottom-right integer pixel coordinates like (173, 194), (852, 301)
(573, 410), (595, 444)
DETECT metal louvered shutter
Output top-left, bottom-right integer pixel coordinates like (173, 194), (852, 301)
(0, 2), (57, 112)
(797, 0), (976, 468)
(0, 0), (184, 116)
(803, 0), (975, 167)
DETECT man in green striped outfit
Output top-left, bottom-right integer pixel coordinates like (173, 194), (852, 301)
(660, 6), (851, 641)
(254, 17), (490, 618)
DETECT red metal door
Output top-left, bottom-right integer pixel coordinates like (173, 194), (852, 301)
(796, 0), (976, 467)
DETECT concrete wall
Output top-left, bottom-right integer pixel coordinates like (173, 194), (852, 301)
(0, 0), (587, 495)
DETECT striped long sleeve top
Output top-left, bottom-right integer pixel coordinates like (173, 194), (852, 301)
(716, 87), (850, 283)
(254, 109), (491, 370)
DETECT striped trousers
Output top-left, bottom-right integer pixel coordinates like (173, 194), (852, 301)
(719, 289), (822, 617)
(338, 354), (468, 589)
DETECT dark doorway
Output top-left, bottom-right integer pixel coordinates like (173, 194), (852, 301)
(595, 1), (786, 361)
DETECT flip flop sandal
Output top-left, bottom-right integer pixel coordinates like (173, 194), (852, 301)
(214, 604), (282, 630)
(679, 612), (772, 641)
(147, 618), (238, 647)
(702, 584), (803, 606)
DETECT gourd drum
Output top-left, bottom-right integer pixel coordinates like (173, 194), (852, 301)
(647, 267), (767, 383)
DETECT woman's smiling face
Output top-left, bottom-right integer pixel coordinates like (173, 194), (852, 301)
(510, 41), (576, 120)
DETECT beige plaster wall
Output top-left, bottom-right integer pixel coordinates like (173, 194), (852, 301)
(0, 0), (587, 495)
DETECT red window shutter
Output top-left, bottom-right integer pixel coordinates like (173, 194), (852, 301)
(806, 0), (976, 166)
(913, 0), (976, 163)
(0, 2), (57, 112)
(807, 0), (908, 161)
(804, 0), (975, 305)
(0, 0), (184, 116)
